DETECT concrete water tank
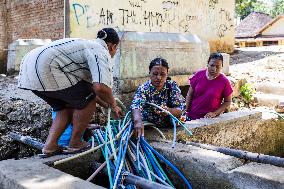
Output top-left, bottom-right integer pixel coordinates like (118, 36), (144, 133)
(113, 31), (210, 103)
(7, 39), (52, 72)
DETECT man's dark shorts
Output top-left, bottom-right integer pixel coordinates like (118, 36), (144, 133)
(32, 80), (95, 111)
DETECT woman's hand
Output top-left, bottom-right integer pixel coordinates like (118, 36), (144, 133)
(155, 105), (169, 116)
(134, 121), (144, 138)
(132, 109), (144, 138)
(204, 112), (218, 118)
(111, 105), (124, 119)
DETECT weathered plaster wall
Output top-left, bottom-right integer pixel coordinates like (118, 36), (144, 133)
(69, 0), (235, 53)
(112, 31), (210, 106)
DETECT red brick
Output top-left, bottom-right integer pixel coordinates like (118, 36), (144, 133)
(0, 0), (64, 71)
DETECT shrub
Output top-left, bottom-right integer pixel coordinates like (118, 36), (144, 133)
(240, 83), (256, 103)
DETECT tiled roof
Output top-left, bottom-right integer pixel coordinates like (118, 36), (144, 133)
(236, 12), (272, 38)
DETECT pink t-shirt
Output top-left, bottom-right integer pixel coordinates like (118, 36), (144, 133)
(186, 69), (233, 120)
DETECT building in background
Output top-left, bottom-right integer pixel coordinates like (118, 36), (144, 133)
(236, 12), (284, 47)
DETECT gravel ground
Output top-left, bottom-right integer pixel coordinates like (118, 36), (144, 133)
(230, 45), (284, 85)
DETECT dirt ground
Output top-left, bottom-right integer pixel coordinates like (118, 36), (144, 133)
(0, 45), (283, 160)
(230, 45), (284, 84)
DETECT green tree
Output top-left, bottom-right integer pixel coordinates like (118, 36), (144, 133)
(252, 1), (271, 15)
(270, 0), (284, 17)
(236, 0), (257, 19)
(236, 0), (284, 19)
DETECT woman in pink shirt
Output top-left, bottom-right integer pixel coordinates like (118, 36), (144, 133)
(186, 53), (233, 120)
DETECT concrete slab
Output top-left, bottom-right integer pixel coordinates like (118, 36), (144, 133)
(254, 93), (284, 107)
(228, 163), (284, 189)
(157, 110), (283, 156)
(183, 110), (261, 130)
(151, 141), (243, 189)
(255, 82), (284, 96)
(0, 149), (103, 189)
(113, 31), (210, 96)
(151, 141), (284, 189)
(0, 157), (105, 189)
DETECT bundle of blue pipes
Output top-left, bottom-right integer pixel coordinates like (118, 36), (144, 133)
(88, 102), (193, 189)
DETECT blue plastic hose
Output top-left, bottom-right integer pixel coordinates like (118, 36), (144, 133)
(171, 118), (177, 148)
(141, 137), (192, 189)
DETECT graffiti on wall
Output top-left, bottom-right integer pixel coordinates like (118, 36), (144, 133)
(70, 0), (200, 35)
(209, 0), (218, 9)
(69, 0), (234, 41)
(217, 8), (234, 38)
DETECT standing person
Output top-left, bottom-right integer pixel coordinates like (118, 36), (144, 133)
(131, 58), (185, 137)
(186, 53), (233, 120)
(18, 28), (123, 156)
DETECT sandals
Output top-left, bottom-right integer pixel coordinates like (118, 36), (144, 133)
(38, 148), (65, 158)
(64, 143), (92, 154)
(39, 143), (91, 158)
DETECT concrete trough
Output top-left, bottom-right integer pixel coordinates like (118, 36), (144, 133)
(0, 110), (283, 189)
(157, 110), (284, 157)
(0, 155), (106, 189)
(151, 141), (284, 189)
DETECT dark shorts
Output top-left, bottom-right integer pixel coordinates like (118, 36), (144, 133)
(32, 80), (95, 111)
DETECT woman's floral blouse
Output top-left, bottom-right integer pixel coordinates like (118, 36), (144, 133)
(131, 80), (185, 127)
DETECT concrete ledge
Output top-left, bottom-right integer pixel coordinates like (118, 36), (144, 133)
(161, 110), (283, 156)
(151, 141), (243, 189)
(184, 110), (261, 129)
(151, 141), (284, 189)
(228, 163), (284, 189)
(255, 82), (284, 96)
(254, 93), (284, 107)
(0, 157), (105, 189)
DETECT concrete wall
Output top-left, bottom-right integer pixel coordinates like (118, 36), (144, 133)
(152, 142), (284, 189)
(0, 0), (64, 73)
(262, 17), (284, 35)
(69, 0), (235, 53)
(150, 110), (284, 156)
(7, 39), (52, 72)
(113, 31), (210, 106)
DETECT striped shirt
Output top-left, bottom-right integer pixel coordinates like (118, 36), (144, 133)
(18, 38), (113, 91)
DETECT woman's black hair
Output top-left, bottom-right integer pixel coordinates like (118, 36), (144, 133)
(149, 58), (169, 72)
(208, 52), (223, 66)
(97, 28), (119, 45)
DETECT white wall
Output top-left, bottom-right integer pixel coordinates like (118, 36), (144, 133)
(262, 17), (284, 36)
(69, 0), (235, 52)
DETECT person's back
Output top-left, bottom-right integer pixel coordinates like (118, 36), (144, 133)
(17, 28), (123, 157)
(18, 38), (112, 91)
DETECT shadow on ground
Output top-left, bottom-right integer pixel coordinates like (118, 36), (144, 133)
(230, 50), (283, 65)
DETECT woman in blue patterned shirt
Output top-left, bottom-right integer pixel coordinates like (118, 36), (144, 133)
(131, 58), (185, 137)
